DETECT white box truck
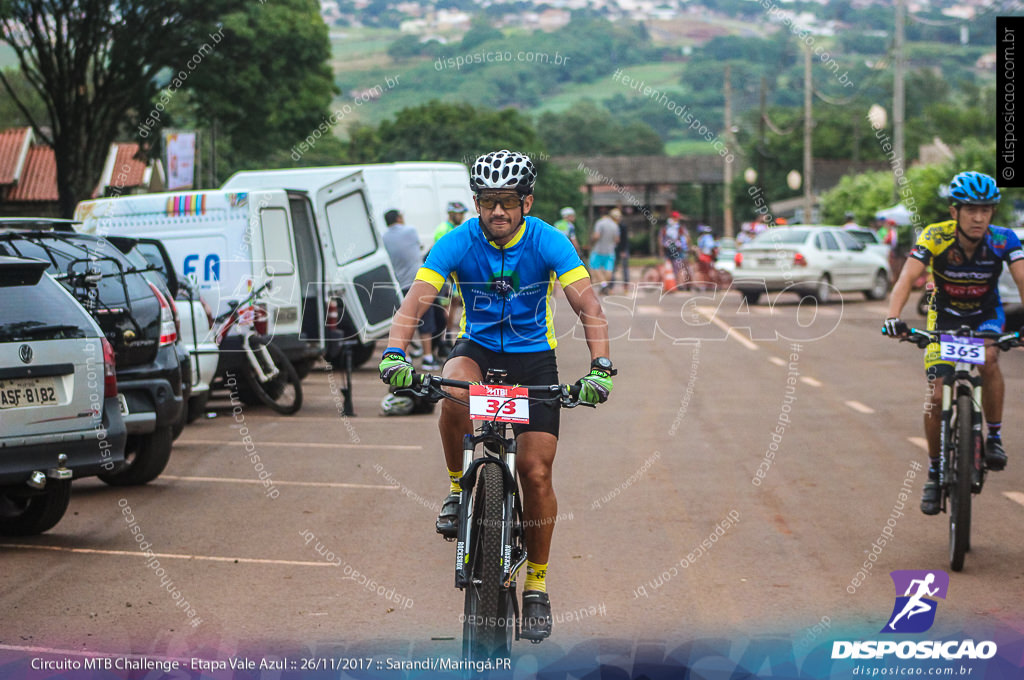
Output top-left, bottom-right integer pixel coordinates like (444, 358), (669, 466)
(74, 172), (402, 377)
(223, 161), (476, 251)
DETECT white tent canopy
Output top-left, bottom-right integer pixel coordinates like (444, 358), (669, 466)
(875, 203), (913, 226)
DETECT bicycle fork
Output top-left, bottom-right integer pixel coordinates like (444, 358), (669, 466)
(242, 334), (280, 383)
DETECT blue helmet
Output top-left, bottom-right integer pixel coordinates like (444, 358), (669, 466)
(948, 172), (1000, 206)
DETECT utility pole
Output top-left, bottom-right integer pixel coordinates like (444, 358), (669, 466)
(723, 64), (734, 238)
(758, 76), (767, 204)
(803, 45), (813, 224)
(893, 0), (906, 204)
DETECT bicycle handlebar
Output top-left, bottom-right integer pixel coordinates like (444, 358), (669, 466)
(213, 280), (273, 325)
(408, 373), (591, 408)
(889, 326), (1024, 351)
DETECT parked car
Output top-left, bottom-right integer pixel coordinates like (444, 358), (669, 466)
(732, 226), (891, 304)
(843, 226), (891, 261)
(0, 257), (127, 535)
(114, 237), (218, 424)
(0, 220), (185, 485)
(715, 237), (738, 275)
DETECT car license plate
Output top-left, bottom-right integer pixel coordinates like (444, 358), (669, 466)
(118, 393), (129, 415)
(939, 335), (985, 365)
(469, 384), (530, 424)
(758, 258), (777, 267)
(0, 377), (60, 409)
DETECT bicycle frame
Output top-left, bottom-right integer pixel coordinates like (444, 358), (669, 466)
(936, 362), (984, 509)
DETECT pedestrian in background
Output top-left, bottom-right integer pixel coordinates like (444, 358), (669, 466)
(590, 208), (621, 294)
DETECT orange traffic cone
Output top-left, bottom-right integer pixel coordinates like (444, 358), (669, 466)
(661, 260), (677, 293)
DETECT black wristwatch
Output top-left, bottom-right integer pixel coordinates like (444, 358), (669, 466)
(591, 357), (617, 376)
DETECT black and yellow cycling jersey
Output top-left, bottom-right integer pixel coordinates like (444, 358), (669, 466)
(908, 220), (1023, 319)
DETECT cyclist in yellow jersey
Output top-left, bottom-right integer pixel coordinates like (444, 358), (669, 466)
(884, 172), (1024, 514)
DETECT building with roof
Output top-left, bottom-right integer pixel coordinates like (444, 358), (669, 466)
(0, 127), (164, 217)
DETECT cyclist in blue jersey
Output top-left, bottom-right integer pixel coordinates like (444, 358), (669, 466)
(885, 172), (1024, 514)
(379, 150), (614, 641)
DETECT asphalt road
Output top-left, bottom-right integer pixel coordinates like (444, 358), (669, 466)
(3, 284), (1024, 673)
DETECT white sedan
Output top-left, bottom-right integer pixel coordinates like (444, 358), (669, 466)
(732, 226), (891, 304)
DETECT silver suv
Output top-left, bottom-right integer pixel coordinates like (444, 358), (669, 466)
(0, 257), (126, 535)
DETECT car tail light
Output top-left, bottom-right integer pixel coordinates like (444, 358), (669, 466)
(793, 252), (808, 267)
(734, 252), (743, 268)
(149, 282), (178, 346)
(101, 337), (118, 397)
(253, 305), (268, 336)
(326, 299), (339, 328)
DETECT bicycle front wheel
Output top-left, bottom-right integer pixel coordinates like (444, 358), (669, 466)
(949, 392), (973, 572)
(463, 464), (514, 661)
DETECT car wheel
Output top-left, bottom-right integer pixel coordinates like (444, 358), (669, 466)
(740, 289), (762, 305)
(815, 274), (833, 304)
(865, 270), (889, 301)
(0, 479), (72, 536)
(186, 391), (209, 423)
(99, 425), (173, 486)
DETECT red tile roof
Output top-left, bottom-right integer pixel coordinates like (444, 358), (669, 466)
(0, 127), (31, 185)
(109, 143), (147, 190)
(7, 145), (58, 202)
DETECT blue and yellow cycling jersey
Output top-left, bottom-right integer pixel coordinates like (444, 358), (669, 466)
(909, 220), (1024, 318)
(415, 216), (589, 352)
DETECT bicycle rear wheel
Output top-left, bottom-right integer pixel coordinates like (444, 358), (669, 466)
(463, 464), (514, 661)
(949, 392), (973, 572)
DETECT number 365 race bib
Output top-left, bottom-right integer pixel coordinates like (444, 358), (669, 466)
(469, 384), (530, 424)
(939, 334), (985, 365)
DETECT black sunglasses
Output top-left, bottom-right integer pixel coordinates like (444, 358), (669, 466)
(477, 195), (523, 210)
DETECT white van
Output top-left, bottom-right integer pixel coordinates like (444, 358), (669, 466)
(74, 173), (402, 375)
(223, 161), (475, 251)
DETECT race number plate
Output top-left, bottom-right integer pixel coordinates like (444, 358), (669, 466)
(939, 334), (985, 365)
(469, 384), (530, 424)
(0, 377), (60, 410)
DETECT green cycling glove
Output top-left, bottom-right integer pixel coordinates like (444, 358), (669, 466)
(379, 350), (414, 388)
(577, 369), (613, 405)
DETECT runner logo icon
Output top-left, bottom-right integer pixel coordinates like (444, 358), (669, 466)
(881, 570), (949, 634)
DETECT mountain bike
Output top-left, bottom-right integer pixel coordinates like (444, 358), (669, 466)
(404, 369), (589, 661)
(893, 326), (1022, 571)
(213, 281), (302, 415)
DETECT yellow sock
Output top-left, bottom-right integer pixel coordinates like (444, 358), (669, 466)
(448, 469), (462, 494)
(524, 561), (548, 593)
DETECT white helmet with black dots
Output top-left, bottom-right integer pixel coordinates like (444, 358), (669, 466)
(469, 150), (537, 195)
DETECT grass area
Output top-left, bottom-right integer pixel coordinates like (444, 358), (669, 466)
(529, 62), (687, 116)
(664, 138), (724, 156)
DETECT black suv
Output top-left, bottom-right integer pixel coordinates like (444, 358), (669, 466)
(0, 220), (186, 485)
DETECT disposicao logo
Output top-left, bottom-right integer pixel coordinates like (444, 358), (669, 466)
(831, 570), (997, 661)
(882, 570), (948, 634)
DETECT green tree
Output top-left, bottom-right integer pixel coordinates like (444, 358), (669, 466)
(0, 0), (225, 216)
(536, 100), (663, 155)
(343, 100), (584, 222)
(184, 0), (337, 182)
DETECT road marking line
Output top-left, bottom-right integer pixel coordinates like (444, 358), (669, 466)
(908, 437), (929, 452)
(769, 357), (785, 366)
(637, 305), (662, 315)
(176, 439), (421, 450)
(0, 543), (334, 567)
(1003, 491), (1024, 508)
(695, 306), (758, 350)
(160, 475), (399, 490)
(844, 400), (875, 414)
(800, 377), (822, 387)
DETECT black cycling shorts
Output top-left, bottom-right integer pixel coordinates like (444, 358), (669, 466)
(447, 339), (560, 437)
